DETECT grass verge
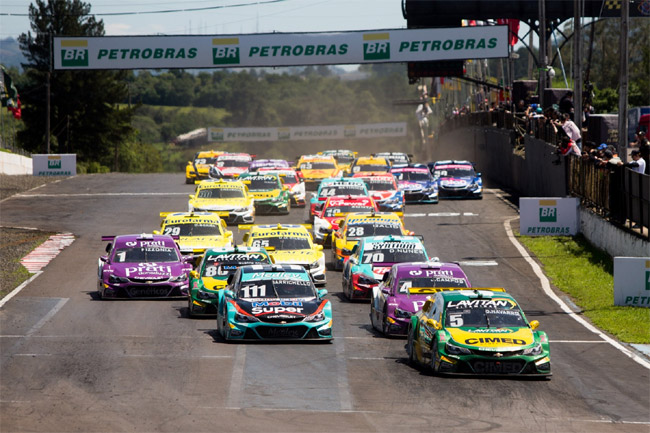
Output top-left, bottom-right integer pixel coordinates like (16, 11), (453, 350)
(518, 234), (650, 344)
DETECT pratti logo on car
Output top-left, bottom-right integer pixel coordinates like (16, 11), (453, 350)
(363, 33), (390, 61)
(213, 38), (240, 65)
(538, 199), (557, 222)
(61, 40), (88, 67)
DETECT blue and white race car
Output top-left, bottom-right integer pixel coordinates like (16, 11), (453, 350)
(391, 165), (438, 204)
(428, 160), (483, 199)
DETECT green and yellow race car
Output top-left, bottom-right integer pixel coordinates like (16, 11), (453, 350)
(406, 288), (551, 376)
(238, 172), (291, 215)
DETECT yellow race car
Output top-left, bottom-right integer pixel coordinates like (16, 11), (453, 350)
(185, 150), (225, 184)
(295, 154), (340, 191)
(330, 211), (414, 270)
(239, 223), (326, 285)
(189, 179), (255, 225)
(347, 155), (391, 176)
(155, 211), (234, 255)
(318, 149), (357, 173)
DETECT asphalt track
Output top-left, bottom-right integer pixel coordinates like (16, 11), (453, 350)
(1, 173), (648, 432)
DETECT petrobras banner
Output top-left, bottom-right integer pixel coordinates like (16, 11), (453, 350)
(32, 154), (77, 176)
(613, 257), (650, 307)
(208, 123), (407, 142)
(519, 198), (579, 236)
(54, 26), (508, 70)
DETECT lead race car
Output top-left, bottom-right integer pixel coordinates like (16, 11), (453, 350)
(406, 289), (551, 376)
(97, 233), (193, 299)
(429, 160), (483, 199)
(216, 264), (333, 341)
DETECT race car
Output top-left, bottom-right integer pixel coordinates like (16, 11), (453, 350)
(353, 173), (404, 216)
(216, 264), (333, 341)
(248, 159), (290, 172)
(308, 176), (368, 221)
(312, 195), (377, 246)
(239, 223), (326, 285)
(187, 246), (271, 317)
(295, 154), (340, 190)
(258, 167), (306, 207)
(373, 152), (412, 168)
(238, 172), (291, 215)
(188, 179), (255, 225)
(347, 155), (391, 176)
(214, 153), (253, 178)
(370, 261), (470, 336)
(97, 233), (192, 299)
(185, 150), (225, 184)
(428, 160), (483, 199)
(155, 211), (233, 255)
(391, 165), (438, 204)
(341, 235), (429, 300)
(330, 211), (413, 271)
(406, 289), (551, 376)
(318, 149), (357, 172)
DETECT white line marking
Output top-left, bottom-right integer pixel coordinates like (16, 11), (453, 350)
(335, 331), (353, 411)
(14, 192), (189, 198)
(26, 298), (68, 336)
(404, 213), (427, 217)
(0, 271), (43, 309)
(348, 357), (388, 360)
(458, 260), (498, 266)
(549, 340), (609, 344)
(12, 354), (53, 357)
(504, 217), (650, 370)
(226, 344), (246, 409)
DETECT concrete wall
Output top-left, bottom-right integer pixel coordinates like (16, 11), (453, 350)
(0, 152), (32, 175)
(580, 208), (650, 257)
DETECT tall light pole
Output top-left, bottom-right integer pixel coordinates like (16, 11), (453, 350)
(538, 0), (547, 108)
(573, 0), (583, 131)
(618, 0), (629, 159)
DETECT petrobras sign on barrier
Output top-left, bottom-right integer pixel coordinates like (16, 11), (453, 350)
(54, 26), (508, 70)
(614, 257), (650, 307)
(32, 154), (77, 176)
(519, 198), (579, 236)
(208, 123), (407, 142)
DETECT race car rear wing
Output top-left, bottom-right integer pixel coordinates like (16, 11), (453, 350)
(101, 234), (180, 241)
(407, 287), (506, 295)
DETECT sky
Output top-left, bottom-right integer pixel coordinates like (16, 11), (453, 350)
(0, 0), (409, 39)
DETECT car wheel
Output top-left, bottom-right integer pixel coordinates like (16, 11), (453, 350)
(430, 339), (440, 373)
(97, 289), (103, 300)
(185, 177), (193, 184)
(187, 298), (194, 318)
(381, 306), (389, 335)
(406, 327), (415, 365)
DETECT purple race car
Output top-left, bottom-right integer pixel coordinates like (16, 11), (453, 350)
(97, 233), (193, 299)
(248, 159), (290, 172)
(369, 261), (470, 336)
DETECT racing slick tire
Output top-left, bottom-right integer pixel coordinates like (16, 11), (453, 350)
(406, 326), (415, 365)
(381, 306), (390, 335)
(185, 177), (193, 184)
(187, 298), (195, 318)
(430, 339), (440, 373)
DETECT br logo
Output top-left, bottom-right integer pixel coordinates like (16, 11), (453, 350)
(538, 200), (557, 222)
(646, 261), (650, 291)
(213, 38), (240, 65)
(363, 33), (390, 61)
(48, 159), (62, 169)
(61, 40), (88, 67)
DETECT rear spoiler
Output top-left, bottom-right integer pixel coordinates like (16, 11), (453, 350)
(101, 234), (180, 242)
(407, 287), (505, 295)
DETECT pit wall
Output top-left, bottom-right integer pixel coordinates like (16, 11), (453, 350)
(0, 152), (32, 175)
(435, 126), (649, 258)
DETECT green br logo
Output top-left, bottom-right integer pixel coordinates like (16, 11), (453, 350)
(646, 261), (650, 290)
(210, 129), (224, 142)
(61, 40), (88, 67)
(363, 33), (390, 61)
(538, 200), (557, 222)
(213, 38), (240, 65)
(48, 159), (62, 169)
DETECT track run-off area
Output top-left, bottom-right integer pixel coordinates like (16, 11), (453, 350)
(1, 173), (648, 432)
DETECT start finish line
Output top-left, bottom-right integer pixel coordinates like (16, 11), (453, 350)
(54, 26), (508, 70)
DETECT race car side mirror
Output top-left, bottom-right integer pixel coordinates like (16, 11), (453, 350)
(189, 195), (195, 200)
(530, 320), (540, 330)
(427, 319), (442, 330)
(105, 243), (112, 253)
(153, 230), (160, 235)
(318, 289), (328, 298)
(224, 290), (234, 299)
(190, 270), (199, 279)
(382, 273), (390, 282)
(227, 274), (234, 285)
(99, 255), (108, 263)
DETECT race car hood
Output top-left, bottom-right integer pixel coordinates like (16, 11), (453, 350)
(220, 167), (248, 177)
(198, 276), (228, 291)
(189, 197), (251, 210)
(447, 327), (536, 350)
(270, 249), (322, 265)
(371, 263), (395, 278)
(371, 191), (396, 201)
(107, 262), (188, 279)
(438, 176), (472, 187)
(391, 288), (443, 313)
(177, 236), (231, 251)
(302, 169), (337, 179)
(234, 297), (326, 320)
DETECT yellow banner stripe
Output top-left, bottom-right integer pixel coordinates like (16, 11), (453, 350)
(213, 38), (239, 45)
(646, 260), (650, 268)
(539, 200), (557, 206)
(61, 40), (88, 47)
(363, 33), (390, 41)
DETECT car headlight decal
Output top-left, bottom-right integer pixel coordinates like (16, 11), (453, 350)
(445, 342), (471, 355)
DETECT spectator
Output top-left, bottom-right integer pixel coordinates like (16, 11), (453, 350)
(416, 103), (433, 145)
(556, 113), (582, 150)
(558, 136), (581, 157)
(630, 131), (649, 173)
(515, 99), (526, 114)
(559, 91), (574, 120)
(624, 150), (646, 174)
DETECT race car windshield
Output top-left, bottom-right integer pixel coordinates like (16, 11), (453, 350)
(324, 206), (374, 217)
(435, 167), (475, 178)
(202, 262), (262, 278)
(197, 188), (245, 199)
(334, 155), (354, 163)
(445, 307), (526, 328)
(218, 159), (250, 168)
(195, 157), (217, 165)
(163, 223), (221, 236)
(354, 164), (389, 172)
(346, 224), (402, 239)
(238, 280), (315, 298)
(361, 248), (427, 264)
(252, 237), (311, 250)
(365, 180), (396, 191)
(319, 185), (365, 196)
(113, 247), (179, 263)
(245, 178), (279, 191)
(397, 277), (469, 293)
(394, 171), (431, 181)
(300, 162), (336, 170)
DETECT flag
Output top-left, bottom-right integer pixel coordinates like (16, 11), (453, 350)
(497, 19), (520, 46)
(1, 65), (21, 119)
(9, 97), (21, 120)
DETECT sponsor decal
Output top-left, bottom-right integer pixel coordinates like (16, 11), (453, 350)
(464, 337), (526, 345)
(124, 264), (173, 277)
(363, 32), (390, 61)
(48, 158), (62, 169)
(245, 272), (308, 281)
(249, 43), (348, 58)
(525, 226), (571, 235)
(538, 199), (557, 222)
(471, 328), (515, 333)
(367, 242), (419, 250)
(61, 39), (89, 67)
(447, 298), (518, 309)
(398, 37), (497, 53)
(251, 306), (305, 315)
(96, 47), (197, 61)
(207, 253), (265, 262)
(213, 38), (240, 65)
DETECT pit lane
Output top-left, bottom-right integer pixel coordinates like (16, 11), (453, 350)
(0, 173), (648, 432)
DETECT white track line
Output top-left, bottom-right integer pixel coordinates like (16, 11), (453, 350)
(504, 216), (650, 370)
(0, 272), (42, 309)
(14, 192), (189, 198)
(26, 298), (68, 336)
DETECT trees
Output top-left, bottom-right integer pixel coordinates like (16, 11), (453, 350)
(17, 0), (134, 168)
